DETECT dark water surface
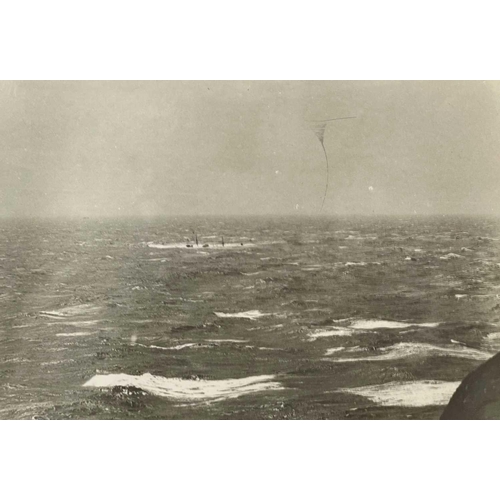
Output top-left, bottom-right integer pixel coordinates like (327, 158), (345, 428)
(2, 215), (500, 419)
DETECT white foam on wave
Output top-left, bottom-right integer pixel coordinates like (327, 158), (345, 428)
(41, 359), (75, 366)
(46, 320), (101, 326)
(40, 304), (101, 318)
(83, 373), (283, 403)
(214, 310), (270, 320)
(138, 339), (248, 351)
(348, 319), (439, 330)
(325, 347), (346, 355)
(55, 332), (94, 337)
(308, 318), (439, 340)
(440, 253), (462, 260)
(327, 342), (491, 362)
(482, 332), (500, 351)
(338, 380), (460, 407)
(204, 339), (247, 343)
(308, 328), (353, 339)
(340, 261), (381, 267)
(346, 235), (377, 240)
(138, 342), (201, 351)
(485, 332), (500, 341)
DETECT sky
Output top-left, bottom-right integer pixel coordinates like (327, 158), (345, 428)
(1, 80), (499, 217)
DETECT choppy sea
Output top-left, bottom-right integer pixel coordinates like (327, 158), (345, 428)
(2, 215), (500, 419)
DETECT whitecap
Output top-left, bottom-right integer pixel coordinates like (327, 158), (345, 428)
(342, 262), (381, 267)
(482, 332), (500, 351)
(347, 319), (439, 330)
(485, 332), (500, 341)
(440, 253), (462, 260)
(338, 380), (460, 407)
(41, 359), (75, 366)
(327, 342), (491, 362)
(83, 373), (283, 403)
(214, 310), (270, 320)
(308, 318), (438, 339)
(46, 320), (102, 326)
(40, 304), (101, 318)
(138, 343), (201, 351)
(308, 328), (353, 340)
(325, 347), (346, 355)
(204, 339), (247, 343)
(55, 332), (94, 337)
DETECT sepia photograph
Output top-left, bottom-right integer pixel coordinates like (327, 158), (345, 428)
(2, 80), (500, 420)
(3, 2), (500, 499)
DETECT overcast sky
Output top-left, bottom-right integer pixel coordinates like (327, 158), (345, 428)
(1, 80), (499, 217)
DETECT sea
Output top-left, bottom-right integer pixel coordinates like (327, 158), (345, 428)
(1, 215), (500, 419)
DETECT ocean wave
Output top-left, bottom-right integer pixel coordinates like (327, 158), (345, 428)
(40, 304), (101, 318)
(138, 342), (205, 351)
(338, 380), (459, 407)
(308, 319), (439, 340)
(342, 262), (382, 267)
(347, 319), (439, 330)
(326, 342), (491, 362)
(83, 373), (283, 403)
(214, 310), (270, 320)
(41, 359), (75, 366)
(484, 332), (500, 341)
(346, 235), (377, 240)
(45, 320), (102, 326)
(55, 332), (94, 337)
(308, 328), (353, 339)
(440, 253), (463, 260)
(482, 332), (500, 351)
(325, 347), (346, 355)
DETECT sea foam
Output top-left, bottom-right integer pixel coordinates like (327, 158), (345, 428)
(326, 342), (491, 362)
(308, 319), (439, 340)
(214, 310), (270, 320)
(83, 373), (283, 403)
(338, 380), (460, 407)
